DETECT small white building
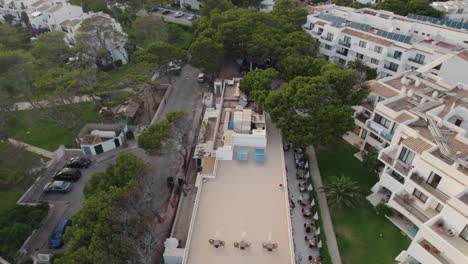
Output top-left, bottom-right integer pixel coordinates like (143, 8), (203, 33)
(432, 0), (468, 22)
(163, 238), (184, 264)
(27, 0), (83, 33)
(78, 123), (128, 155)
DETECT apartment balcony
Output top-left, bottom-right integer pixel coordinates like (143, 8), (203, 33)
(430, 223), (468, 260)
(393, 194), (434, 223)
(338, 40), (351, 48)
(386, 53), (401, 61)
(380, 130), (393, 141)
(394, 161), (411, 176)
(336, 49), (348, 56)
(379, 170), (404, 193)
(320, 36), (334, 43)
(409, 173), (450, 203)
(409, 240), (451, 264)
(380, 149), (396, 167)
(408, 58), (425, 65)
(383, 64), (398, 72)
(355, 112), (370, 126)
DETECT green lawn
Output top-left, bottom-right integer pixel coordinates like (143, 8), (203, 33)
(316, 141), (410, 264)
(6, 102), (99, 151)
(0, 188), (22, 215)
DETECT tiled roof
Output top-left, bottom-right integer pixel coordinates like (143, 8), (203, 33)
(402, 137), (433, 154)
(457, 50), (468, 61)
(342, 28), (394, 46)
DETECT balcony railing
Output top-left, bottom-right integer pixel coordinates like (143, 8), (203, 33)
(384, 64), (398, 72)
(386, 53), (401, 61)
(320, 36), (333, 41)
(419, 240), (451, 264)
(410, 173), (450, 202)
(388, 170), (405, 184)
(381, 152), (395, 166)
(394, 161), (411, 176)
(356, 113), (369, 124)
(393, 195), (429, 223)
(408, 58), (424, 65)
(338, 40), (351, 48)
(336, 50), (348, 56)
(380, 131), (393, 141)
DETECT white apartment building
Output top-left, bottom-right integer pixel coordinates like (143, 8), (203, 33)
(304, 5), (468, 78)
(27, 0), (82, 33)
(0, 0), (37, 24)
(432, 0), (468, 22)
(348, 50), (468, 264)
(60, 12), (129, 64)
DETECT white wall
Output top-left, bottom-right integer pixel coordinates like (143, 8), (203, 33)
(232, 133), (267, 148)
(80, 133), (124, 155)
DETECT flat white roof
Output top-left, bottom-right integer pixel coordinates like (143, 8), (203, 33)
(185, 120), (293, 264)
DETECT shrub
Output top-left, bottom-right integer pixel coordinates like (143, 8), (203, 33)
(167, 176), (175, 190)
(376, 203), (393, 216)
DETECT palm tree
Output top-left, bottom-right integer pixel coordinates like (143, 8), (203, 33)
(320, 175), (361, 209)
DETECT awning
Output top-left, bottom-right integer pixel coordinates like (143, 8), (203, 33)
(254, 148), (265, 161)
(237, 148), (249, 161)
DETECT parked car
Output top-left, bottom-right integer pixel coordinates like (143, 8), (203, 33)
(197, 73), (206, 83)
(65, 157), (91, 169)
(187, 14), (196, 21)
(174, 11), (184, 18)
(162, 10), (171, 15)
(150, 7), (159, 12)
(48, 219), (72, 249)
(53, 168), (82, 182)
(43, 181), (72, 193)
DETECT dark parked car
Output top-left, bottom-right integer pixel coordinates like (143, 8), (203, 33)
(43, 181), (72, 193)
(48, 219), (72, 249)
(53, 168), (82, 181)
(65, 157), (91, 169)
(162, 10), (171, 15)
(151, 7), (159, 12)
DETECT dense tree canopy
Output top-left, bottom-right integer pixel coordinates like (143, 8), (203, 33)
(376, 0), (444, 18)
(190, 37), (224, 74)
(133, 41), (185, 65)
(0, 24), (22, 50)
(130, 16), (169, 47)
(31, 32), (71, 68)
(138, 111), (184, 154)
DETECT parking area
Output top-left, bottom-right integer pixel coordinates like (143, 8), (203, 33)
(148, 8), (197, 26)
(25, 64), (206, 256)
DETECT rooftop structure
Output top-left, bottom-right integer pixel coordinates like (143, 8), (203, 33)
(347, 51), (468, 264)
(431, 0), (468, 22)
(166, 79), (294, 264)
(78, 123), (129, 155)
(304, 4), (468, 78)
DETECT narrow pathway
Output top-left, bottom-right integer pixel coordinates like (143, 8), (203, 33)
(8, 138), (55, 159)
(307, 147), (343, 264)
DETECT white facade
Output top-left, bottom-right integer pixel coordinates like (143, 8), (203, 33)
(27, 0), (83, 32)
(61, 12), (129, 64)
(304, 5), (468, 79)
(78, 124), (127, 155)
(432, 0), (468, 22)
(349, 51), (468, 264)
(0, 0), (37, 24)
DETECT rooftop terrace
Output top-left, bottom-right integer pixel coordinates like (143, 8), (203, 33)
(185, 120), (293, 264)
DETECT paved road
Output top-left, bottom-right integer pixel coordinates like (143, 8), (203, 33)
(26, 64), (205, 257)
(137, 8), (197, 26)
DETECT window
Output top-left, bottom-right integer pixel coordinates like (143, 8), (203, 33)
(344, 36), (351, 44)
(413, 188), (428, 203)
(427, 172), (442, 189)
(338, 58), (346, 65)
(415, 54), (425, 64)
(457, 9), (464, 14)
(360, 129), (367, 139)
(390, 123), (398, 135)
(399, 147), (415, 164)
(396, 27), (400, 31)
(460, 225), (468, 242)
(356, 53), (364, 60)
(374, 46), (382, 53)
(371, 58), (379, 65)
(327, 32), (334, 41)
(369, 133), (383, 143)
(393, 51), (402, 59)
(390, 170), (405, 184)
(359, 41), (367, 48)
(414, 30), (419, 34)
(324, 44), (331, 50)
(373, 114), (391, 128)
(435, 203), (443, 212)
